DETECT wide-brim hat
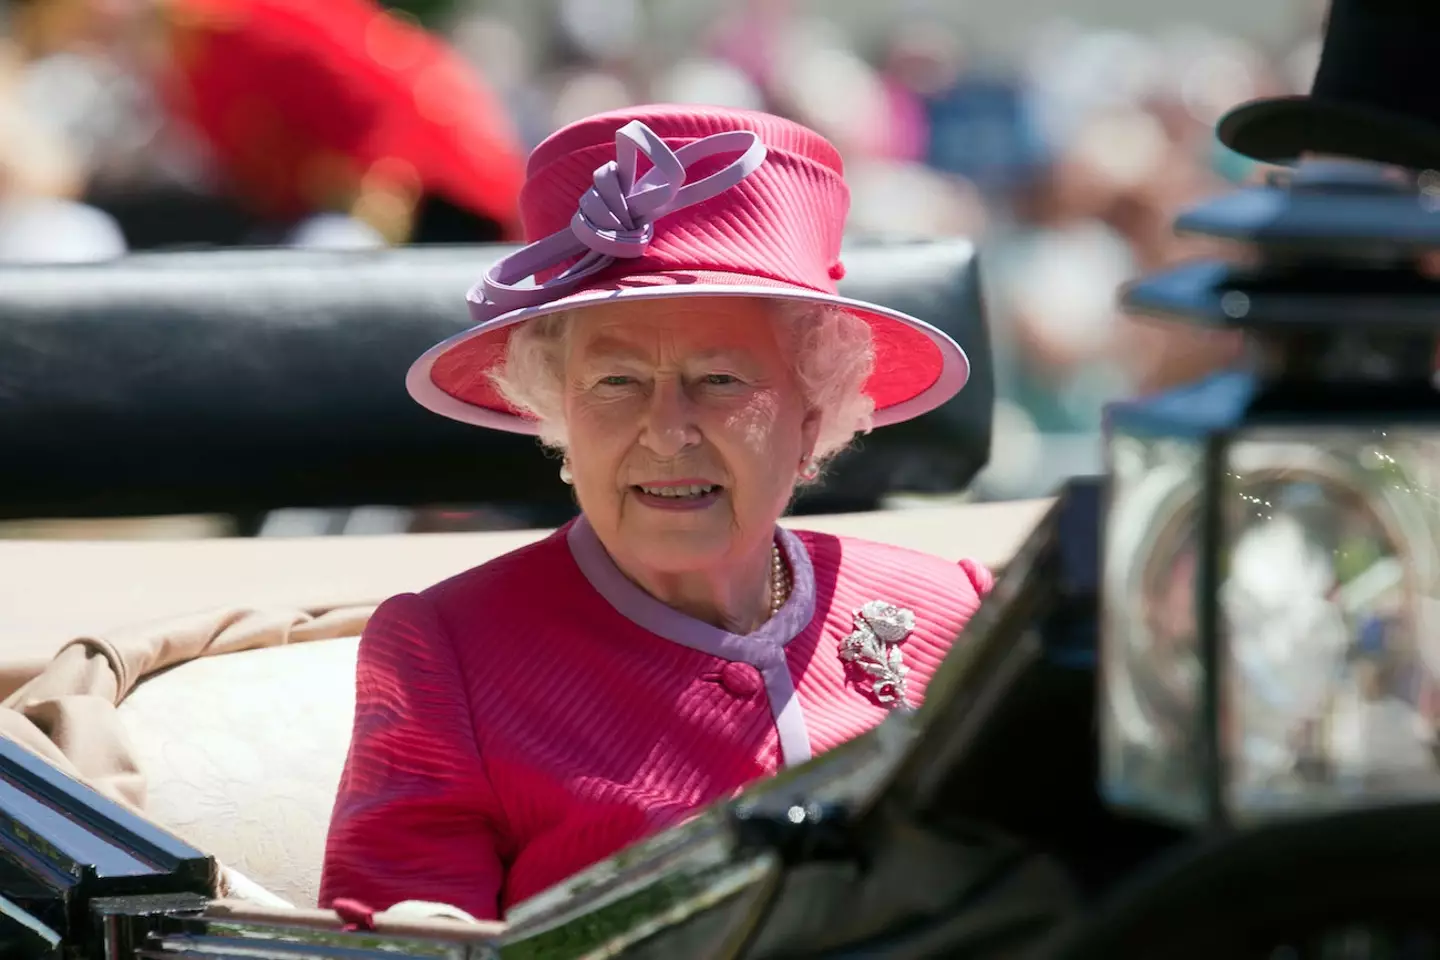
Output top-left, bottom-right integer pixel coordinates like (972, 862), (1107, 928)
(406, 104), (970, 433)
(1218, 0), (1440, 171)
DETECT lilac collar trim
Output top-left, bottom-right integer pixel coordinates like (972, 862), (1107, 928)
(565, 515), (816, 665)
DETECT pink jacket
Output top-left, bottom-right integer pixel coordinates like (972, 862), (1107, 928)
(320, 517), (991, 920)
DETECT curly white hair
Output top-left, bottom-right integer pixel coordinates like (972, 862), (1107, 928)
(488, 299), (876, 481)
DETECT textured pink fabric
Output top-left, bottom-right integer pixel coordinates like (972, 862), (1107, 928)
(518, 106), (848, 291)
(319, 524), (990, 920)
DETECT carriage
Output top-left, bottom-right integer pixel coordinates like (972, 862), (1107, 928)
(6, 83), (1440, 960)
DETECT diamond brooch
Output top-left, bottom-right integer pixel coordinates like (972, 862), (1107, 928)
(838, 600), (917, 707)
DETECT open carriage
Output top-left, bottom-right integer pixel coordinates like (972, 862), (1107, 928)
(10, 54), (1440, 954)
(0, 239), (1059, 957)
(7, 225), (1440, 959)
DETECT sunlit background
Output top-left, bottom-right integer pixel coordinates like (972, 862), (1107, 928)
(0, 0), (1327, 536)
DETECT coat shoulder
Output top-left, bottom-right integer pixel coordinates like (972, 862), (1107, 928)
(418, 525), (576, 614)
(793, 528), (993, 602)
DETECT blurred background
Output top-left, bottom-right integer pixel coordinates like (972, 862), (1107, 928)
(0, 0), (1327, 537)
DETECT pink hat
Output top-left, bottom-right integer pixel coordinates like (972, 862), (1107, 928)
(406, 104), (970, 433)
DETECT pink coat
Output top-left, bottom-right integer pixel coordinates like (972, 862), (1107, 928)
(320, 517), (991, 920)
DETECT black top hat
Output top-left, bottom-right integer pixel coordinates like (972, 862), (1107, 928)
(1219, 0), (1440, 170)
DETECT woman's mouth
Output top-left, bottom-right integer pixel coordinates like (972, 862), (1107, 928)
(631, 483), (723, 510)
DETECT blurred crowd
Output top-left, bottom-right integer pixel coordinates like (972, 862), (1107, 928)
(0, 0), (1328, 505)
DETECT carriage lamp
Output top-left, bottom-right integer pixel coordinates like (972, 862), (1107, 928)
(1099, 159), (1440, 826)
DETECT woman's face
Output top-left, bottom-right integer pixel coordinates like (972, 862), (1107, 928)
(561, 297), (819, 576)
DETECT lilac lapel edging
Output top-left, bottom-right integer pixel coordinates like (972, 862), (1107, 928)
(566, 514), (816, 766)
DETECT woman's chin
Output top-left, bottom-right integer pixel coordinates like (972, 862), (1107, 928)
(622, 529), (736, 575)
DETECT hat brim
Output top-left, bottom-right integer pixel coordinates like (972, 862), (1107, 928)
(406, 270), (971, 434)
(1218, 96), (1440, 171)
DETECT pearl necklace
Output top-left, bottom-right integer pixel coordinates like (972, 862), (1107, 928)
(770, 542), (790, 617)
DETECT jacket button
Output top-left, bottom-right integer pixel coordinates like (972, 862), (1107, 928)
(719, 662), (763, 699)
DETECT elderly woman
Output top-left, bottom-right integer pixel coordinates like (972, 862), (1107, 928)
(319, 103), (991, 921)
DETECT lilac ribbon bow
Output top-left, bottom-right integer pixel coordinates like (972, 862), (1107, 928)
(470, 120), (768, 321)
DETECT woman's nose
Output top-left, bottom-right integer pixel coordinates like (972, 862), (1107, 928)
(639, 379), (699, 456)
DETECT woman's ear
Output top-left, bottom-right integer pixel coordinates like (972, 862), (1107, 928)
(800, 409), (821, 464)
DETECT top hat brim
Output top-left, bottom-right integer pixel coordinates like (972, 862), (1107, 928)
(1218, 95), (1440, 171)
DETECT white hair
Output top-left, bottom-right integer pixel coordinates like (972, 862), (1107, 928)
(489, 299), (876, 481)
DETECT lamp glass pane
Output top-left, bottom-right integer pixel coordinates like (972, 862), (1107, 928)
(1221, 429), (1440, 820)
(1099, 431), (1208, 822)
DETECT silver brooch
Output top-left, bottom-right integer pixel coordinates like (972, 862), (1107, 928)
(839, 600), (916, 707)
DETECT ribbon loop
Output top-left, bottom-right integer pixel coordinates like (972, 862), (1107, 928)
(472, 121), (767, 321)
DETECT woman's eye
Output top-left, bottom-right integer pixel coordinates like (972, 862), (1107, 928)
(702, 374), (741, 386)
(597, 375), (635, 387)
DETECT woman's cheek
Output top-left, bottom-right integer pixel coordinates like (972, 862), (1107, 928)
(721, 392), (782, 455)
(571, 392), (639, 435)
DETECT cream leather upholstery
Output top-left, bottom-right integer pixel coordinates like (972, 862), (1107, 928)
(120, 639), (361, 908)
(33, 501), (1051, 910)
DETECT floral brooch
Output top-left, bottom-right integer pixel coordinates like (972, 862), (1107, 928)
(838, 600), (916, 708)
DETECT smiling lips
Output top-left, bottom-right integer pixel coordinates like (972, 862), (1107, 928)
(631, 480), (723, 510)
(636, 483), (718, 498)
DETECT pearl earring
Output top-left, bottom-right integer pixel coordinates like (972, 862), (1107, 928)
(559, 459), (574, 484)
(799, 458), (820, 482)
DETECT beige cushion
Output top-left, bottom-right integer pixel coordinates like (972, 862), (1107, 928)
(120, 638), (361, 908)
